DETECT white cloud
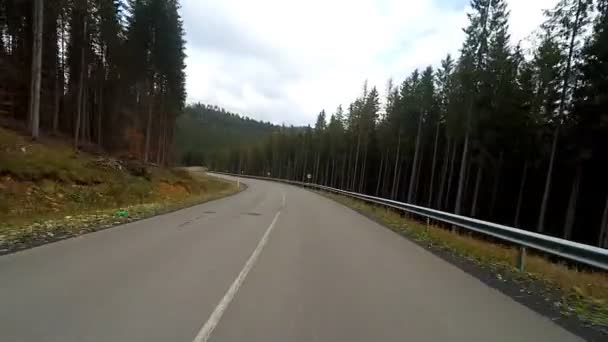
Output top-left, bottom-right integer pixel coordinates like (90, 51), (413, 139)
(181, 0), (558, 126)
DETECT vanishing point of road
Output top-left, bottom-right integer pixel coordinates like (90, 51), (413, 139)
(0, 174), (581, 341)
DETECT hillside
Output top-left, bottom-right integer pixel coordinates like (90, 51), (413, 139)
(175, 104), (279, 165)
(0, 127), (238, 254)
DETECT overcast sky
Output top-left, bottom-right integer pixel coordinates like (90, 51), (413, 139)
(181, 0), (557, 126)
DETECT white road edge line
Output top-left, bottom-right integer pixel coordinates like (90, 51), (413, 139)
(192, 210), (282, 342)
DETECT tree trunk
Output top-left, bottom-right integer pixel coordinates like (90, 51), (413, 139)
(395, 159), (404, 200)
(156, 111), (164, 164)
(428, 123), (440, 207)
(445, 140), (458, 211)
(157, 93), (166, 165)
(74, 14), (87, 149)
(455, 129), (470, 215)
(514, 161), (528, 227)
(352, 134), (361, 190)
(28, 0), (43, 140)
(301, 150), (308, 181)
(437, 138), (451, 209)
(340, 154), (347, 189)
(408, 115), (423, 203)
(345, 146), (353, 189)
(414, 143), (425, 204)
(97, 83), (103, 146)
(391, 132), (402, 199)
(463, 158), (473, 208)
(53, 69), (60, 134)
(489, 152), (504, 218)
(539, 1), (583, 233)
(600, 195), (608, 248)
(382, 151), (391, 197)
(470, 165), (483, 217)
(144, 83), (154, 163)
(53, 28), (62, 135)
(315, 153), (321, 183)
(563, 167), (581, 240)
(538, 126), (559, 232)
(82, 86), (89, 143)
(359, 146), (368, 193)
(323, 158), (330, 185)
(376, 151), (385, 196)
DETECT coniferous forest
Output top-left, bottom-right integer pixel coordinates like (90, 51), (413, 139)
(205, 0), (608, 247)
(0, 0), (186, 163)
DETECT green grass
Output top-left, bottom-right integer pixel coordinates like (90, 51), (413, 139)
(0, 127), (239, 250)
(322, 192), (608, 327)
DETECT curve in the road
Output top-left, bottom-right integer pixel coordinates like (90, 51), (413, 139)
(0, 175), (581, 342)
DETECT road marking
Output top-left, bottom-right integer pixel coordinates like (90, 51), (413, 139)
(282, 192), (286, 208)
(192, 210), (282, 342)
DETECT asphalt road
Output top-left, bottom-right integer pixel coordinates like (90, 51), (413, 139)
(0, 175), (581, 341)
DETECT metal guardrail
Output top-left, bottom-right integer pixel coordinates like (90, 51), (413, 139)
(213, 172), (608, 272)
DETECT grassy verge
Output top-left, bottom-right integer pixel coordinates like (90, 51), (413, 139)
(0, 127), (240, 253)
(322, 191), (608, 328)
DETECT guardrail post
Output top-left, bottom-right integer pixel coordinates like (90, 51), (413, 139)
(517, 247), (526, 272)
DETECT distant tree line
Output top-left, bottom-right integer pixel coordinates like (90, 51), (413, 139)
(176, 103), (278, 166)
(210, 0), (608, 247)
(0, 0), (186, 164)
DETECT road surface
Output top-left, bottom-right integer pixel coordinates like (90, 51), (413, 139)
(0, 175), (581, 341)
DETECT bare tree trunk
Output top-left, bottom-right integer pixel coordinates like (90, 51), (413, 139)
(54, 15), (65, 134)
(74, 18), (87, 149)
(470, 165), (482, 217)
(314, 152), (321, 184)
(345, 146), (353, 189)
(437, 138), (451, 209)
(53, 33), (62, 135)
(382, 151), (391, 197)
(359, 146), (368, 193)
(600, 195), (608, 248)
(408, 115), (423, 203)
(391, 132), (402, 199)
(156, 111), (164, 164)
(563, 167), (581, 240)
(352, 134), (361, 190)
(53, 71), (60, 134)
(489, 152), (504, 218)
(455, 129), (470, 215)
(82, 85), (89, 142)
(539, 1), (583, 233)
(514, 161), (528, 227)
(414, 144), (425, 204)
(428, 123), (440, 207)
(161, 119), (167, 166)
(157, 92), (166, 165)
(376, 151), (385, 196)
(538, 126), (559, 232)
(463, 158), (473, 207)
(323, 158), (329, 185)
(144, 83), (154, 163)
(97, 84), (103, 146)
(301, 150), (308, 181)
(29, 0), (43, 140)
(340, 156), (345, 187)
(445, 141), (458, 211)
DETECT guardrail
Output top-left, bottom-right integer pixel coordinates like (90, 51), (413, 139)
(213, 172), (608, 272)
